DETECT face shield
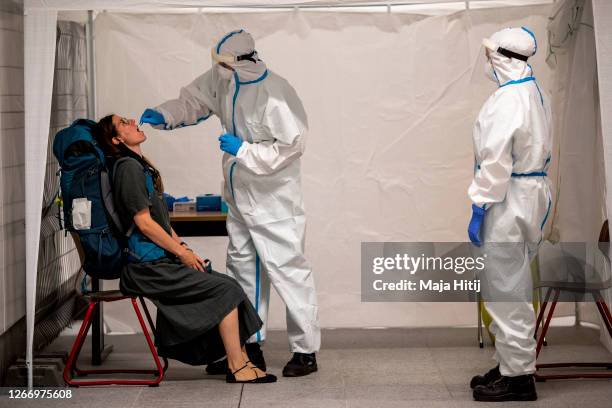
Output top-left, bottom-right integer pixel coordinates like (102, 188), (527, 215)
(211, 47), (260, 83)
(211, 47), (236, 83)
(470, 35), (533, 87)
(470, 38), (500, 87)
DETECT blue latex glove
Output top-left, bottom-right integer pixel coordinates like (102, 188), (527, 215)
(468, 204), (486, 247)
(139, 108), (166, 127)
(218, 133), (244, 156)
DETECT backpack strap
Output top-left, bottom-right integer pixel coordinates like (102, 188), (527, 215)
(111, 156), (156, 238)
(113, 157), (140, 238)
(112, 157), (171, 263)
(101, 160), (125, 236)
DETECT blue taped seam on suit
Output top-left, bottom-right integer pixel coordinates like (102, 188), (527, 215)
(540, 197), (552, 231)
(511, 172), (547, 177)
(477, 164), (547, 178)
(229, 162), (237, 200)
(227, 67), (268, 344)
(493, 68), (500, 86)
(193, 112), (212, 125)
(172, 112), (212, 129)
(500, 76), (535, 87)
(216, 29), (244, 53)
(238, 70), (268, 85)
(500, 76), (544, 106)
(533, 80), (544, 106)
(521, 26), (537, 53)
(231, 69), (269, 136)
(231, 72), (241, 135)
(255, 253), (261, 342)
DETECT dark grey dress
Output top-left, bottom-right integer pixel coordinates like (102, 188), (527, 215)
(113, 157), (262, 366)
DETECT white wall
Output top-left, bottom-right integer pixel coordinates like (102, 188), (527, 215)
(95, 4), (556, 331)
(0, 1), (26, 336)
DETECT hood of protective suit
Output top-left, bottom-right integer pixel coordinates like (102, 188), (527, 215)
(486, 27), (537, 86)
(213, 30), (267, 83)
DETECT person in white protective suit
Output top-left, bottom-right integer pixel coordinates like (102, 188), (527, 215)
(139, 30), (320, 377)
(466, 27), (552, 402)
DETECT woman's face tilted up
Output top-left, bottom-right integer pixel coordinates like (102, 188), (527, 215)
(111, 115), (146, 148)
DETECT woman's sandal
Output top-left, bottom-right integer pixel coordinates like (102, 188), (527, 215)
(226, 363), (277, 384)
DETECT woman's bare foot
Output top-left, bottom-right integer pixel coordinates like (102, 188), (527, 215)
(230, 362), (267, 381)
(241, 350), (266, 377)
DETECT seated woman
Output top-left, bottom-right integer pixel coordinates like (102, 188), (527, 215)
(93, 114), (275, 384)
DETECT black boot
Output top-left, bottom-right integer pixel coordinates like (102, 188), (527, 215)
(470, 365), (501, 389)
(246, 343), (267, 371)
(473, 375), (537, 402)
(282, 352), (318, 377)
(205, 358), (228, 375)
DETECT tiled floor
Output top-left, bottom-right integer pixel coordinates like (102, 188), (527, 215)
(2, 326), (611, 407)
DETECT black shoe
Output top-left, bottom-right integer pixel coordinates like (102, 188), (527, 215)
(473, 375), (537, 402)
(205, 358), (228, 375)
(282, 352), (318, 377)
(246, 343), (267, 371)
(470, 365), (501, 389)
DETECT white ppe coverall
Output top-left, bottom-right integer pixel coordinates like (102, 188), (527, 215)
(154, 30), (320, 353)
(468, 27), (553, 376)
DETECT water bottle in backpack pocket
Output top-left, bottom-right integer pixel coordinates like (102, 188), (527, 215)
(71, 198), (92, 230)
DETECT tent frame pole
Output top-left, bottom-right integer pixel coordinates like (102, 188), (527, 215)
(86, 10), (96, 119)
(70, 0), (552, 13)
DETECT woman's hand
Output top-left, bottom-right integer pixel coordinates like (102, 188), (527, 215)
(134, 211), (209, 272)
(178, 247), (206, 272)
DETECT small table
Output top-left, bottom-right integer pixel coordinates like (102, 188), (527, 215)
(169, 210), (228, 236)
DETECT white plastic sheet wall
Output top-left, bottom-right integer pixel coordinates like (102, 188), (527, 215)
(95, 5), (556, 329)
(592, 0), (612, 351)
(544, 0), (603, 342)
(0, 1), (25, 338)
(546, 0), (606, 242)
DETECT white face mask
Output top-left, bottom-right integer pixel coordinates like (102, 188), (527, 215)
(484, 59), (498, 84)
(215, 64), (234, 81)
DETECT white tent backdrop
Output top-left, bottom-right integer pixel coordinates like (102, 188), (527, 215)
(93, 4), (554, 331)
(592, 0), (612, 350)
(23, 0), (612, 387)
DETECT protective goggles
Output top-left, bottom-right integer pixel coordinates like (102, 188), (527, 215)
(211, 48), (258, 65)
(482, 38), (530, 62)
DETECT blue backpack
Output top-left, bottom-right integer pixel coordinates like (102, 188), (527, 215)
(54, 119), (211, 279)
(53, 119), (125, 279)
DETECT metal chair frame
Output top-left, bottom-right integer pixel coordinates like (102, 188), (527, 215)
(534, 286), (612, 381)
(63, 292), (169, 387)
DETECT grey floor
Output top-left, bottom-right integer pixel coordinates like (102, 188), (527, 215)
(2, 326), (611, 408)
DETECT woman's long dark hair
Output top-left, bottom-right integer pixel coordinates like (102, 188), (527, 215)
(93, 114), (164, 192)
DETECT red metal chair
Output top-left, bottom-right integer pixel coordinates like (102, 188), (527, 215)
(63, 290), (168, 387)
(534, 284), (612, 380)
(534, 222), (612, 381)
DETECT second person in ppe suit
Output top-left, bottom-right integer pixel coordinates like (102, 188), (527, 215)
(140, 29), (320, 377)
(467, 27), (552, 402)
